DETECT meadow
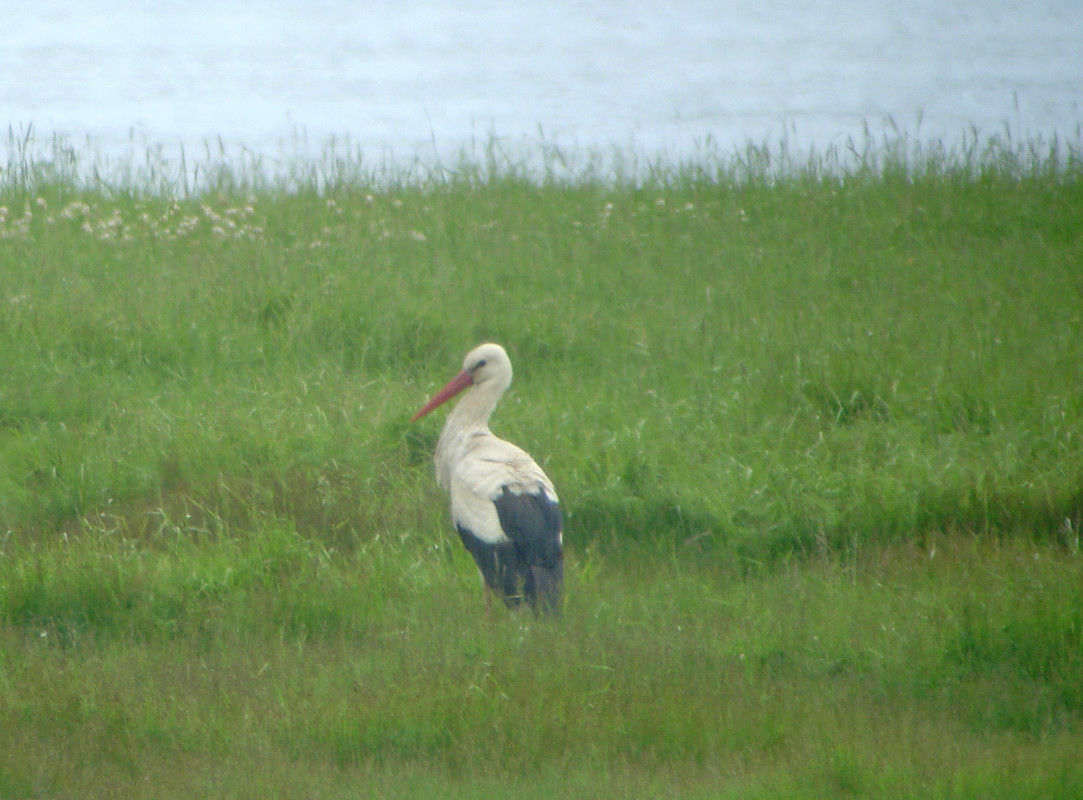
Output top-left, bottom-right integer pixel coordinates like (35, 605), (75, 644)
(0, 131), (1081, 798)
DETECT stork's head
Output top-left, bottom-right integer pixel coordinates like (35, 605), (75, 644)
(411, 342), (513, 421)
(461, 342), (513, 390)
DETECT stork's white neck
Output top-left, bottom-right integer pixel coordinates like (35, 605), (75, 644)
(447, 377), (504, 431)
(433, 377), (508, 489)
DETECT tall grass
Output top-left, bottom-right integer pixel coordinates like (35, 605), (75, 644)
(1, 130), (1081, 797)
(2, 130), (1080, 551)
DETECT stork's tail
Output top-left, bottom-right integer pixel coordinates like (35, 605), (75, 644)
(528, 564), (564, 616)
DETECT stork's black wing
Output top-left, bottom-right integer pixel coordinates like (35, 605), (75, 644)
(493, 487), (562, 564)
(493, 486), (563, 613)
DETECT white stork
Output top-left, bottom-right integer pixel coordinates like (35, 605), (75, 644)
(411, 343), (564, 615)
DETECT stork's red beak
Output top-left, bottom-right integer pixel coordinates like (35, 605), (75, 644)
(411, 369), (474, 421)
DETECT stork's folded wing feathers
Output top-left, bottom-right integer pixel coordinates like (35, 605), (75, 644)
(493, 486), (563, 567)
(446, 440), (559, 547)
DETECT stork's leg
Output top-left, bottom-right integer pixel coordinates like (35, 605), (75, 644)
(484, 583), (493, 621)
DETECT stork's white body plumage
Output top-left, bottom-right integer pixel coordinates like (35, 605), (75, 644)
(412, 343), (564, 614)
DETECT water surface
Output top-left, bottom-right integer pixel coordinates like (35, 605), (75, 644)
(3, 0), (1080, 173)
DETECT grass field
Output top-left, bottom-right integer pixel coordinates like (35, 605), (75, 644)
(1, 131), (1081, 798)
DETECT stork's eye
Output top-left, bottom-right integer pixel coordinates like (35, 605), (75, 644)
(474, 359), (487, 370)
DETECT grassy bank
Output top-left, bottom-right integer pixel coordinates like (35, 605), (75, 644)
(1, 135), (1081, 797)
(2, 532), (1081, 798)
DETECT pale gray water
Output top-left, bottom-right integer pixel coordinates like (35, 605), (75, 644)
(2, 0), (1081, 175)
